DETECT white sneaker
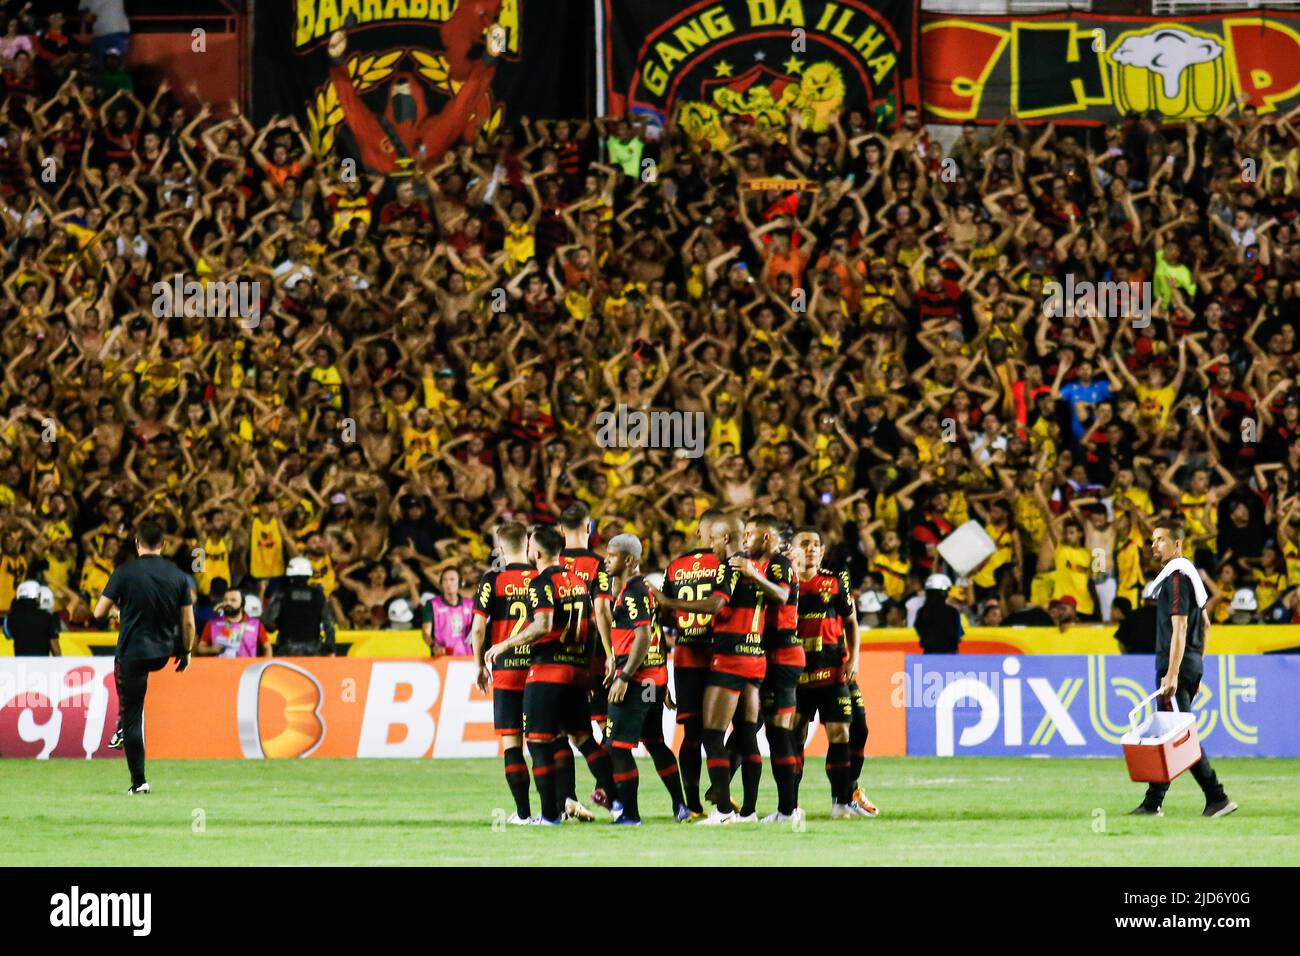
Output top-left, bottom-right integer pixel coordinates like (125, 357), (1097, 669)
(733, 813), (758, 824)
(564, 798), (596, 822)
(847, 800), (877, 818)
(831, 802), (855, 819)
(696, 809), (739, 826)
(760, 810), (795, 824)
(506, 812), (531, 826)
(127, 783), (150, 796)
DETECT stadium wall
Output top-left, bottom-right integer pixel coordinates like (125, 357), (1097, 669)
(3, 653), (1296, 759)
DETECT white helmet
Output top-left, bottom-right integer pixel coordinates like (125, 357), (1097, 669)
(286, 556), (314, 578)
(388, 598), (414, 625)
(244, 595), (263, 618)
(925, 573), (953, 591)
(15, 580), (41, 601)
(38, 586), (54, 612)
(1229, 588), (1258, 612)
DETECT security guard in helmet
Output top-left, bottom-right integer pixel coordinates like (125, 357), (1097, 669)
(263, 557), (336, 656)
(5, 580), (62, 656)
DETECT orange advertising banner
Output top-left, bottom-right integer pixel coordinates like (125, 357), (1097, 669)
(135, 654), (907, 759)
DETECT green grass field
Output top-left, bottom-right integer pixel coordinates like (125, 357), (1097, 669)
(4, 757), (1298, 866)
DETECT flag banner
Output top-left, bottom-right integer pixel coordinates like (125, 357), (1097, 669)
(922, 12), (1300, 124)
(602, 0), (920, 145)
(251, 0), (589, 174)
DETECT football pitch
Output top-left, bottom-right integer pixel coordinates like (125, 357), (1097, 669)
(4, 757), (1298, 867)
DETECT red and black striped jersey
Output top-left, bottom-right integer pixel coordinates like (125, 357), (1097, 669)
(610, 575), (667, 684)
(473, 563), (538, 689)
(560, 548), (614, 602)
(525, 565), (593, 671)
(761, 553), (802, 665)
(796, 568), (855, 688)
(561, 547), (614, 675)
(710, 557), (767, 661)
(662, 548), (722, 646)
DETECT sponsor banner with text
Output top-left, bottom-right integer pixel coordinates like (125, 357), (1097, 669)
(904, 654), (1298, 757)
(922, 13), (1300, 124)
(0, 655), (906, 759)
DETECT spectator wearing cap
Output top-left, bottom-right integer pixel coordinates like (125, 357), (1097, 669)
(385, 597), (414, 630)
(1047, 595), (1079, 630)
(422, 567), (473, 656)
(1228, 588), (1259, 625)
(913, 573), (964, 654)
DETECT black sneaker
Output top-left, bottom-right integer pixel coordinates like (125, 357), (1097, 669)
(108, 728), (124, 749)
(1203, 798), (1238, 818)
(1129, 804), (1163, 816)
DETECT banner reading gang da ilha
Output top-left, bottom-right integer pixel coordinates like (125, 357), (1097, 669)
(923, 13), (1300, 124)
(603, 0), (919, 148)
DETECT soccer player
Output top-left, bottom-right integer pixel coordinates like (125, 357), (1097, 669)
(604, 533), (688, 824)
(759, 525), (802, 822)
(661, 508), (730, 818)
(557, 502), (616, 819)
(485, 525), (601, 826)
(790, 528), (876, 818)
(653, 514), (789, 825)
(470, 522), (539, 825)
(1130, 521), (1236, 818)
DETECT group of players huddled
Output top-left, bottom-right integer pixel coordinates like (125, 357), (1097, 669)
(471, 502), (877, 825)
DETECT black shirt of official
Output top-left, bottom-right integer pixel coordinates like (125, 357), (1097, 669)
(1153, 569), (1205, 679)
(5, 598), (60, 656)
(103, 555), (193, 660)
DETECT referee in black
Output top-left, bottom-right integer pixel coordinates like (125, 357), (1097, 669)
(94, 519), (195, 795)
(1131, 520), (1236, 818)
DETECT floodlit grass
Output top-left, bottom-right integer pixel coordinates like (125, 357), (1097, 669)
(3, 757), (1296, 866)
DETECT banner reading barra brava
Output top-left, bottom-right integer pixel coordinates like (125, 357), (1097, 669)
(252, 0), (587, 173)
(603, 0), (919, 144)
(923, 12), (1300, 124)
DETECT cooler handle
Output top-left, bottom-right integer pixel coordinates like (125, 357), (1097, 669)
(1127, 689), (1179, 733)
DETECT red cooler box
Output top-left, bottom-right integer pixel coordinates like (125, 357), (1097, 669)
(1121, 691), (1202, 783)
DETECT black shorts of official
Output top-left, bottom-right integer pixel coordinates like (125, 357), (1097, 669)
(760, 663), (803, 716)
(796, 682), (854, 724)
(588, 672), (609, 724)
(674, 664), (709, 724)
(607, 681), (668, 748)
(493, 687), (525, 736)
(523, 680), (590, 741)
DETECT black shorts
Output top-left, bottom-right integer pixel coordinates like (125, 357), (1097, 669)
(760, 663), (803, 716)
(607, 681), (667, 748)
(493, 687), (524, 736)
(707, 669), (761, 695)
(796, 683), (853, 724)
(674, 664), (709, 723)
(523, 680), (590, 741)
(850, 682), (865, 721)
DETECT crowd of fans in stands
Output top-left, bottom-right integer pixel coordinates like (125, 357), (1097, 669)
(0, 3), (1294, 648)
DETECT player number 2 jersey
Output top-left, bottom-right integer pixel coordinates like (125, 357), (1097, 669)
(473, 563), (538, 691)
